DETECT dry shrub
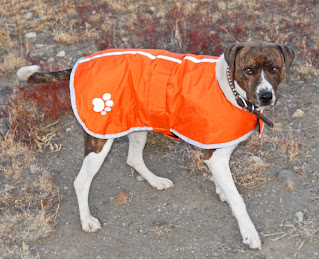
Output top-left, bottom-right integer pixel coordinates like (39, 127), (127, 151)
(186, 147), (210, 178)
(231, 153), (271, 188)
(0, 134), (59, 258)
(257, 130), (301, 163)
(53, 22), (98, 44)
(264, 218), (319, 257)
(186, 127), (301, 188)
(185, 133), (271, 187)
(9, 82), (71, 146)
(0, 30), (10, 52)
(53, 30), (79, 44)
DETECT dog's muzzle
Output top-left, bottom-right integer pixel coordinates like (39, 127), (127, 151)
(258, 90), (273, 106)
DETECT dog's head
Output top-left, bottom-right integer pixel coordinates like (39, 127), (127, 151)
(224, 41), (295, 107)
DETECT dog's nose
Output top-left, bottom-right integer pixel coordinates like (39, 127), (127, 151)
(258, 91), (273, 105)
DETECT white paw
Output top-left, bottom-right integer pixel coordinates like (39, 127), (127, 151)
(81, 215), (101, 233)
(149, 176), (174, 190)
(241, 225), (262, 250)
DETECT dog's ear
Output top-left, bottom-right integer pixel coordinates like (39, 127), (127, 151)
(275, 44), (295, 70)
(224, 43), (245, 74)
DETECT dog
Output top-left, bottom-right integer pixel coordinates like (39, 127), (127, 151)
(17, 41), (295, 249)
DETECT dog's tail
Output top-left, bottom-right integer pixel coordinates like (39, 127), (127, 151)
(17, 65), (72, 83)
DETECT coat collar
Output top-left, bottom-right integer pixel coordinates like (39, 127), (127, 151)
(215, 54), (247, 110)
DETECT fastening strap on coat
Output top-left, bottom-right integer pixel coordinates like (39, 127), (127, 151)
(149, 57), (179, 136)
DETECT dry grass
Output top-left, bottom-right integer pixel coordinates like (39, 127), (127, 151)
(0, 52), (28, 75)
(263, 218), (319, 258)
(8, 81), (71, 147)
(254, 129), (301, 165)
(53, 22), (99, 44)
(0, 134), (60, 258)
(0, 78), (66, 256)
(148, 223), (179, 236)
(0, 30), (10, 52)
(187, 128), (301, 188)
(234, 129), (301, 187)
(1, 0), (318, 75)
(186, 148), (210, 179)
(232, 153), (271, 188)
(309, 197), (319, 207)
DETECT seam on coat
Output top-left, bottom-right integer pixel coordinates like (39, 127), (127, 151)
(170, 128), (255, 149)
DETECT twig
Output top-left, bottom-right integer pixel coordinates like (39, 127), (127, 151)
(261, 231), (286, 237)
(39, 120), (60, 131)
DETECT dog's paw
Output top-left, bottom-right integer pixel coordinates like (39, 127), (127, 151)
(81, 215), (101, 233)
(241, 226), (262, 250)
(149, 176), (174, 190)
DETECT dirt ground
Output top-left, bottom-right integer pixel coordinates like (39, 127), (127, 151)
(1, 0), (319, 258)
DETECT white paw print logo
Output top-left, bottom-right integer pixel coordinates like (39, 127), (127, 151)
(92, 93), (114, 115)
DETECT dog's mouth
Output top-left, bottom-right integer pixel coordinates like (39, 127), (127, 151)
(254, 99), (276, 109)
(250, 90), (277, 108)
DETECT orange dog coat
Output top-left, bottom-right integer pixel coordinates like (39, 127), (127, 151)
(70, 49), (259, 149)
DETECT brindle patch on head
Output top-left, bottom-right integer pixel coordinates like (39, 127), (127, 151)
(233, 42), (286, 104)
(84, 132), (108, 156)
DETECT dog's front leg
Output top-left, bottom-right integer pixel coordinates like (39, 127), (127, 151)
(204, 145), (261, 250)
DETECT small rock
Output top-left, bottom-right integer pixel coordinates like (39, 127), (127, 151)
(114, 190), (130, 205)
(42, 169), (51, 179)
(295, 211), (303, 222)
(249, 155), (263, 165)
(292, 109), (304, 118)
(276, 169), (297, 191)
(0, 118), (9, 137)
(48, 57), (55, 62)
(56, 50), (66, 57)
(22, 241), (29, 251)
(25, 32), (37, 38)
(24, 11), (33, 19)
(293, 165), (304, 174)
(274, 122), (283, 132)
(136, 175), (145, 182)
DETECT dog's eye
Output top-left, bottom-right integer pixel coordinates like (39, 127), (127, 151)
(244, 68), (253, 75)
(271, 67), (280, 74)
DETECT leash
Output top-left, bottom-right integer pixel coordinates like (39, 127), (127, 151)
(226, 67), (274, 128)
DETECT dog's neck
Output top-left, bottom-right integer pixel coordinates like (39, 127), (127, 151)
(216, 54), (247, 109)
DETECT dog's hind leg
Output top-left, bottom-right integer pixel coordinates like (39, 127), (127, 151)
(204, 149), (227, 202)
(74, 134), (114, 232)
(127, 131), (174, 190)
(204, 144), (261, 250)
